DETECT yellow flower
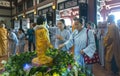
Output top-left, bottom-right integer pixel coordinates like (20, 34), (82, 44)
(45, 74), (50, 76)
(53, 72), (60, 76)
(35, 72), (42, 76)
(80, 74), (86, 76)
(61, 68), (66, 72)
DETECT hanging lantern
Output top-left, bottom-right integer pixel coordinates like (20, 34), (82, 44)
(15, 16), (18, 20)
(34, 10), (37, 15)
(52, 3), (56, 10)
(23, 15), (25, 18)
(52, 0), (57, 10)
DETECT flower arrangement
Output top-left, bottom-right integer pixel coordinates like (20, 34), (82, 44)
(28, 48), (89, 76)
(2, 51), (36, 76)
(1, 48), (93, 76)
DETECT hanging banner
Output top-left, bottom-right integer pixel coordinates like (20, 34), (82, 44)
(0, 1), (10, 7)
(22, 18), (30, 32)
(14, 20), (20, 30)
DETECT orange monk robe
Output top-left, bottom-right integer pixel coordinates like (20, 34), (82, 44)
(0, 26), (8, 57)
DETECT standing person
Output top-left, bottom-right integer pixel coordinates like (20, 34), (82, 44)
(86, 22), (99, 52)
(18, 29), (25, 53)
(86, 22), (96, 34)
(104, 15), (120, 75)
(27, 23), (35, 51)
(55, 19), (70, 50)
(58, 17), (96, 75)
(8, 29), (19, 55)
(117, 19), (120, 32)
(86, 21), (93, 29)
(48, 19), (70, 50)
(97, 22), (107, 67)
(66, 26), (72, 33)
(0, 23), (8, 57)
(49, 25), (56, 47)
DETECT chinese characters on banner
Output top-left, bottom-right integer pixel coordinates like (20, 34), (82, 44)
(14, 20), (20, 30)
(22, 18), (30, 32)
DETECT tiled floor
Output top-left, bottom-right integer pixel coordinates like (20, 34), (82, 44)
(93, 64), (119, 76)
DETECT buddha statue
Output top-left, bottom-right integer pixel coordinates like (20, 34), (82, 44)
(32, 15), (53, 66)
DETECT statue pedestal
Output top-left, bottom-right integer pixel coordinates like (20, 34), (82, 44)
(32, 56), (53, 67)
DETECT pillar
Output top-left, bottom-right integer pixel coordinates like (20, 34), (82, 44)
(34, 0), (38, 23)
(88, 0), (97, 24)
(10, 0), (13, 28)
(52, 0), (57, 26)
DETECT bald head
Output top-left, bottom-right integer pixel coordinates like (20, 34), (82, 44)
(107, 15), (115, 23)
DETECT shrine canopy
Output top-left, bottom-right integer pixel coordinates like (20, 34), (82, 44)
(100, 0), (120, 21)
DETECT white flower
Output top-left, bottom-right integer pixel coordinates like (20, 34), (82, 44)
(1, 60), (7, 64)
(2, 72), (9, 76)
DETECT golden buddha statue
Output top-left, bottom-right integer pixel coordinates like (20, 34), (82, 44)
(32, 16), (53, 66)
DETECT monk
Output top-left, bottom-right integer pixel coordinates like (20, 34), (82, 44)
(32, 15), (53, 66)
(0, 23), (7, 57)
(104, 15), (120, 75)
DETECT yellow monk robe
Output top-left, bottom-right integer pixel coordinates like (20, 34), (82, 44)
(32, 25), (53, 66)
(0, 26), (7, 57)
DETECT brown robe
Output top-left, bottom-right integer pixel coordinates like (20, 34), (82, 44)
(104, 23), (120, 71)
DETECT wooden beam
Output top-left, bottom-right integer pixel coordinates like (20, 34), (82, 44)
(37, 0), (53, 8)
(0, 14), (11, 17)
(34, 0), (37, 15)
(106, 0), (120, 5)
(15, 0), (53, 17)
(0, 6), (13, 10)
(10, 0), (12, 26)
